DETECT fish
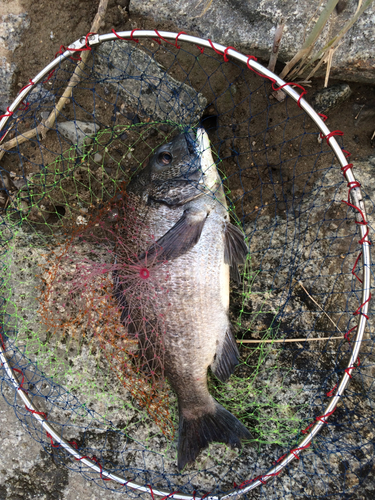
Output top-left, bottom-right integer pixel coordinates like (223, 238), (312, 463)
(114, 127), (251, 470)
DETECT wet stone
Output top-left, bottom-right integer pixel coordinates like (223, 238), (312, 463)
(310, 83), (352, 114)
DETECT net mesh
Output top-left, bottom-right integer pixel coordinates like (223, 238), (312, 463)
(0, 35), (373, 498)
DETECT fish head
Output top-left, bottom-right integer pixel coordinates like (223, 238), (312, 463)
(147, 130), (200, 182)
(128, 128), (222, 204)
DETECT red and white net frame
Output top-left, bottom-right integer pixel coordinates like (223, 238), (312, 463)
(0, 30), (371, 499)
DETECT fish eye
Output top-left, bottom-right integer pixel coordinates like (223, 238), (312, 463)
(158, 151), (172, 165)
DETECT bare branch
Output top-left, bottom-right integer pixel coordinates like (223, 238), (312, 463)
(268, 23), (285, 73)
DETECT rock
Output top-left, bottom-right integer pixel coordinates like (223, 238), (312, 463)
(56, 121), (99, 152)
(25, 83), (55, 105)
(0, 3), (29, 112)
(93, 152), (103, 163)
(131, 0), (375, 84)
(12, 177), (27, 190)
(310, 83), (352, 114)
(94, 41), (207, 125)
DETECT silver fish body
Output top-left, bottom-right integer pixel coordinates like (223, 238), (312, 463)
(117, 128), (250, 469)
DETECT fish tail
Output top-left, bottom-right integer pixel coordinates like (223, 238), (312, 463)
(177, 401), (251, 471)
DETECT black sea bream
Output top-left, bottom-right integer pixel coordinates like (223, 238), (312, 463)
(115, 128), (251, 470)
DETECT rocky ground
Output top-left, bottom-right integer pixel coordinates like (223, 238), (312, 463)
(0, 1), (374, 499)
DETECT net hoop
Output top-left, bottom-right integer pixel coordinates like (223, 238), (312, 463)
(0, 30), (371, 499)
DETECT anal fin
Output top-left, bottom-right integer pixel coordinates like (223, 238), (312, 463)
(211, 327), (240, 382)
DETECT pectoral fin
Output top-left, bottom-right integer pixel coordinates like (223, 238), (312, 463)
(143, 207), (208, 262)
(224, 223), (248, 283)
(211, 327), (240, 382)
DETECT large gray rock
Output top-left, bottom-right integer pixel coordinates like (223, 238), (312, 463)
(131, 0), (375, 84)
(94, 40), (207, 125)
(0, 1), (29, 112)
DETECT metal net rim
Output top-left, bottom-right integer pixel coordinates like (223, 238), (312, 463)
(0, 30), (371, 499)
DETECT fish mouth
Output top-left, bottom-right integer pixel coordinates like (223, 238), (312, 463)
(185, 131), (197, 156)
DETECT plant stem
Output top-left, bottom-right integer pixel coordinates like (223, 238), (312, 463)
(279, 0), (341, 80)
(268, 22), (285, 72)
(295, 0), (374, 79)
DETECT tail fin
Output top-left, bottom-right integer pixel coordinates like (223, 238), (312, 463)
(178, 402), (251, 470)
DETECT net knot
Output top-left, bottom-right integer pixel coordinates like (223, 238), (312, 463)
(111, 28), (139, 43)
(139, 268), (150, 279)
(319, 130), (344, 144)
(0, 107), (14, 120)
(175, 31), (187, 49)
(18, 79), (35, 94)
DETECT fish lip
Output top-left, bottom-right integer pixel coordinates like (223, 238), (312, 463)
(196, 127), (206, 157)
(185, 132), (197, 156)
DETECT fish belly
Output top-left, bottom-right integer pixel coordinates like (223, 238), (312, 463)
(154, 203), (229, 410)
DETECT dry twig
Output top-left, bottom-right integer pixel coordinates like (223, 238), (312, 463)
(237, 336), (344, 344)
(268, 22), (285, 73)
(288, 0), (372, 81)
(238, 280), (345, 345)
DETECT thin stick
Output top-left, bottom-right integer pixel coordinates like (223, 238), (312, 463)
(294, 0), (371, 80)
(324, 47), (335, 87)
(0, 0), (109, 159)
(238, 280), (346, 344)
(237, 336), (344, 344)
(296, 280), (343, 334)
(268, 22), (285, 72)
(354, 105), (365, 120)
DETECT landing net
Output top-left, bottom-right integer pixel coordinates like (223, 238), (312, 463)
(0, 31), (372, 499)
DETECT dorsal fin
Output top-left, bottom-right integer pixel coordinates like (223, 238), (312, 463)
(224, 223), (248, 283)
